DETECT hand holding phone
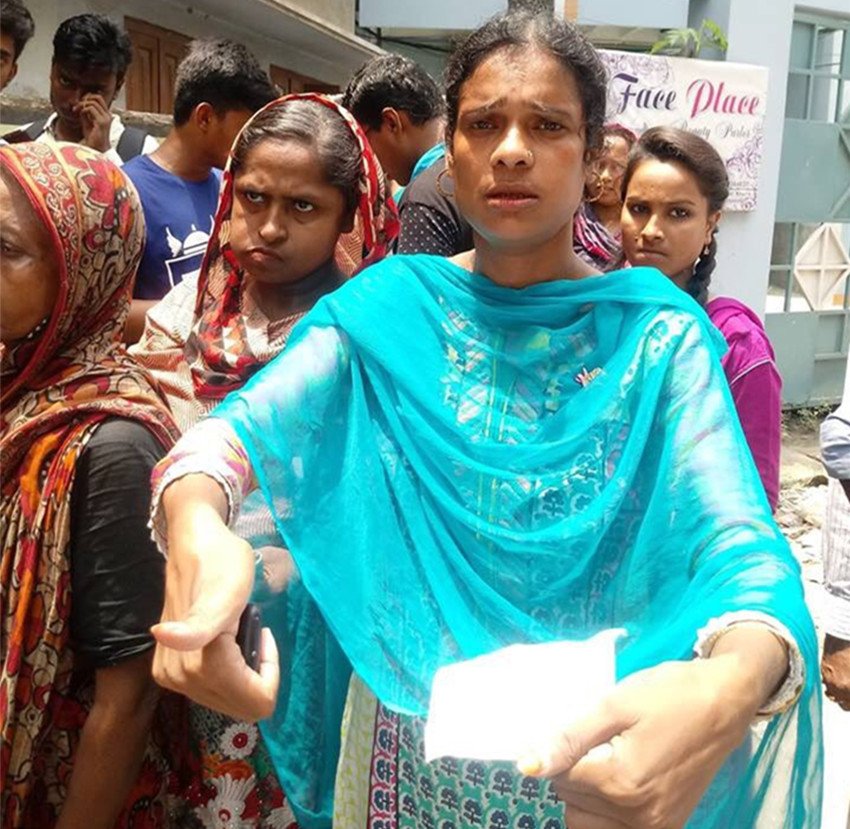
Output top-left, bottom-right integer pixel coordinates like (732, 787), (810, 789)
(236, 603), (262, 673)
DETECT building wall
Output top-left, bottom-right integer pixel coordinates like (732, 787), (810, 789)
(283, 0), (355, 32)
(377, 40), (447, 82)
(4, 0), (366, 106)
(685, 0), (848, 318)
(575, 0), (688, 29)
(358, 0), (504, 30)
(684, 0), (796, 314)
(798, 0), (850, 16)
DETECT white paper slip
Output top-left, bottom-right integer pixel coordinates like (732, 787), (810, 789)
(423, 629), (623, 763)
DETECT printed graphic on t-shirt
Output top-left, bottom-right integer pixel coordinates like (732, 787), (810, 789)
(164, 219), (214, 289)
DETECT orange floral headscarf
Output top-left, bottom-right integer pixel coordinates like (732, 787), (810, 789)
(0, 142), (178, 827)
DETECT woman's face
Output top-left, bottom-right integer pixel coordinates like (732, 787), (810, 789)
(228, 138), (353, 286)
(447, 47), (588, 253)
(586, 134), (630, 208)
(0, 170), (59, 342)
(621, 158), (719, 284)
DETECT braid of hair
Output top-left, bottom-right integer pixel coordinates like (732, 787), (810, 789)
(685, 231), (717, 306)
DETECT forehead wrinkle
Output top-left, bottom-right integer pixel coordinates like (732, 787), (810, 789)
(462, 97), (506, 116)
(460, 49), (584, 127)
(626, 192), (700, 206)
(235, 173), (328, 198)
(461, 97), (578, 120)
(234, 162), (333, 202)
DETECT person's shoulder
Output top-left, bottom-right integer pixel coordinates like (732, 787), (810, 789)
(707, 296), (773, 347)
(400, 157), (448, 207)
(707, 296), (777, 381)
(121, 152), (167, 188)
(122, 151), (154, 175)
(706, 295), (763, 327)
(2, 119), (43, 143)
(332, 255), (454, 307)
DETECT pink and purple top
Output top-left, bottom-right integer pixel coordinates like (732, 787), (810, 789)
(707, 296), (782, 511)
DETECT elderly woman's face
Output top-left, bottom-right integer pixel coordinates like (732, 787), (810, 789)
(587, 135), (631, 208)
(0, 170), (59, 343)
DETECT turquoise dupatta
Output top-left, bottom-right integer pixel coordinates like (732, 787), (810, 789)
(214, 255), (822, 827)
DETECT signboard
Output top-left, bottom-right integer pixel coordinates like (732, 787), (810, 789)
(599, 50), (770, 211)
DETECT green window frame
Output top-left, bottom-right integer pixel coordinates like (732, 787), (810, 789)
(786, 14), (850, 124)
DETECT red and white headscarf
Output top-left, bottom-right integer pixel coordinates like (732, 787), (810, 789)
(186, 93), (399, 400)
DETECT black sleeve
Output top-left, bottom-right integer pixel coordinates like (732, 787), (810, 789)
(397, 203), (464, 256)
(69, 418), (167, 668)
(396, 159), (474, 256)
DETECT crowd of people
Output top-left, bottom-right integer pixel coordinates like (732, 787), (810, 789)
(1, 1), (848, 828)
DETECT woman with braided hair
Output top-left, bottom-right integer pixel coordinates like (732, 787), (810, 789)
(621, 126), (782, 510)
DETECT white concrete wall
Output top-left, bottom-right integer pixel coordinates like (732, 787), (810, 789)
(685, 0), (849, 315)
(715, 0), (794, 315)
(576, 0), (688, 29)
(380, 40), (447, 82)
(283, 0), (355, 32)
(685, 0), (795, 315)
(358, 0), (504, 30)
(4, 0), (363, 104)
(798, 0), (850, 17)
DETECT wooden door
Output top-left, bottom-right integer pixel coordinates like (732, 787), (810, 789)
(270, 64), (294, 95)
(125, 17), (191, 114)
(159, 30), (190, 115)
(270, 65), (339, 97)
(126, 27), (158, 113)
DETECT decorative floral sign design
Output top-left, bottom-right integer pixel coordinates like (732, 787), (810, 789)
(599, 49), (770, 212)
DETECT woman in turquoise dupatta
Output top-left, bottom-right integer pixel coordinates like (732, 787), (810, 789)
(150, 10), (822, 829)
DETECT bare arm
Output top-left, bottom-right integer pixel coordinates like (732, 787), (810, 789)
(150, 327), (350, 718)
(152, 472), (279, 720)
(56, 653), (159, 829)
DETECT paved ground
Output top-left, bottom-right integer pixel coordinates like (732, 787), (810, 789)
(779, 411), (850, 829)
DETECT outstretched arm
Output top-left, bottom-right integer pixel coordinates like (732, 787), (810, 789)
(150, 325), (350, 720)
(151, 467), (279, 721)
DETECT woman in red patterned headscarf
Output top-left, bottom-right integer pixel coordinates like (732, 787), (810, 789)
(133, 93), (398, 432)
(0, 142), (180, 827)
(131, 94), (398, 829)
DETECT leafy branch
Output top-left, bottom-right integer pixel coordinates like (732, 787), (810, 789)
(650, 18), (729, 58)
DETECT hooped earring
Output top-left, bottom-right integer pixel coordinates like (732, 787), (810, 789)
(436, 167), (454, 199)
(693, 241), (712, 275)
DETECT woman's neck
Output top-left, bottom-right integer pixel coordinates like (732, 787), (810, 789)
(670, 267), (692, 291)
(244, 258), (343, 322)
(458, 227), (598, 288)
(591, 200), (623, 235)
